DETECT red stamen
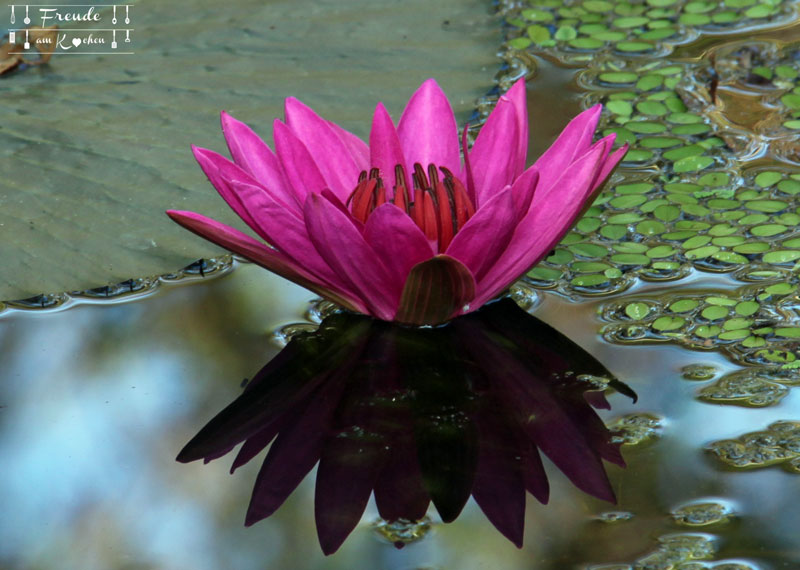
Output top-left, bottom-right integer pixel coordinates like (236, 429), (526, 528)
(374, 182), (386, 208)
(393, 183), (408, 211)
(350, 178), (377, 223)
(420, 188), (438, 240)
(393, 165), (410, 213)
(412, 185), (426, 230)
(434, 179), (455, 250)
(346, 162), (476, 251)
(442, 167), (475, 230)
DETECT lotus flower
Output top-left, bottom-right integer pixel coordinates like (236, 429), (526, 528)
(167, 80), (626, 325)
(177, 298), (635, 554)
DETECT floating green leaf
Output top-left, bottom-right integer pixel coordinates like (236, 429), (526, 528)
(673, 155), (714, 173)
(653, 316), (685, 331)
(625, 302), (650, 319)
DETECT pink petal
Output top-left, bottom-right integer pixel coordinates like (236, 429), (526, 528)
(166, 210), (366, 313)
(460, 125), (477, 205)
(394, 254), (476, 325)
(326, 119), (369, 170)
(468, 88), (521, 207)
(472, 143), (607, 307)
(190, 152), (365, 301)
(593, 139), (627, 192)
(521, 442), (550, 504)
(511, 167), (539, 223)
(285, 97), (361, 200)
(193, 146), (302, 225)
(272, 119), (328, 204)
(315, 430), (388, 555)
(320, 188), (364, 233)
(364, 203), (434, 285)
(505, 79), (529, 176)
(304, 194), (398, 320)
(397, 79), (460, 174)
(192, 146), (266, 234)
(472, 414), (526, 548)
(532, 104), (602, 191)
(245, 371), (346, 526)
(373, 438), (430, 522)
(219, 112), (297, 211)
(369, 103), (407, 192)
(445, 185), (518, 283)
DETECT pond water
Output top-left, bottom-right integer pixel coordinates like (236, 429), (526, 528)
(3, 263), (800, 569)
(3, 0), (800, 569)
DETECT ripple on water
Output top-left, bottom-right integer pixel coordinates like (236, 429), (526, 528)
(681, 364), (719, 381)
(607, 413), (664, 445)
(596, 510), (635, 523)
(671, 500), (735, 527)
(372, 516), (433, 548)
(708, 420), (800, 471)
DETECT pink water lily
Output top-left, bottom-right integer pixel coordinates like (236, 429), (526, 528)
(168, 79), (626, 325)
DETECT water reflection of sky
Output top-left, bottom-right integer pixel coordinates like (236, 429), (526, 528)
(2, 265), (800, 568)
(0, 269), (310, 569)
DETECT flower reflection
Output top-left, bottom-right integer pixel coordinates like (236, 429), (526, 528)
(178, 298), (634, 554)
(167, 80), (626, 325)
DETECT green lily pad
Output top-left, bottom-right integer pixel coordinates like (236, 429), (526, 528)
(670, 299), (699, 313)
(617, 182), (655, 194)
(695, 325), (721, 338)
(528, 266), (564, 281)
(775, 328), (800, 338)
(685, 246), (720, 259)
(637, 101), (669, 116)
(527, 24), (553, 43)
(601, 225), (628, 240)
(600, 72), (640, 84)
(571, 274), (611, 287)
(625, 302), (650, 319)
(745, 200), (788, 213)
(712, 251), (749, 264)
(573, 261), (613, 273)
(701, 306), (729, 320)
(652, 316), (685, 331)
(735, 301), (760, 316)
(568, 243), (609, 258)
(626, 122), (668, 134)
(611, 253), (651, 265)
(763, 250), (800, 264)
(755, 171), (783, 188)
(647, 245), (677, 258)
(718, 329), (749, 341)
(673, 155), (714, 173)
(640, 137), (684, 149)
(637, 221), (667, 235)
(723, 318), (753, 330)
(750, 224), (788, 237)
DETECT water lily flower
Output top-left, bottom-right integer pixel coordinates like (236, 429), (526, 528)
(177, 298), (634, 554)
(168, 80), (626, 325)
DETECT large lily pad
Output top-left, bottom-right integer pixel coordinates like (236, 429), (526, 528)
(0, 0), (499, 300)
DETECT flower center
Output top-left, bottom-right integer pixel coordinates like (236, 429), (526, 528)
(346, 163), (475, 252)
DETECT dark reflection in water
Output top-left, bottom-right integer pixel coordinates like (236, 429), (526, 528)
(178, 297), (635, 554)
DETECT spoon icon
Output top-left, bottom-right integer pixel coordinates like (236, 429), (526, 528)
(112, 5), (116, 24)
(10, 5), (15, 25)
(23, 5), (30, 25)
(125, 5), (129, 24)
